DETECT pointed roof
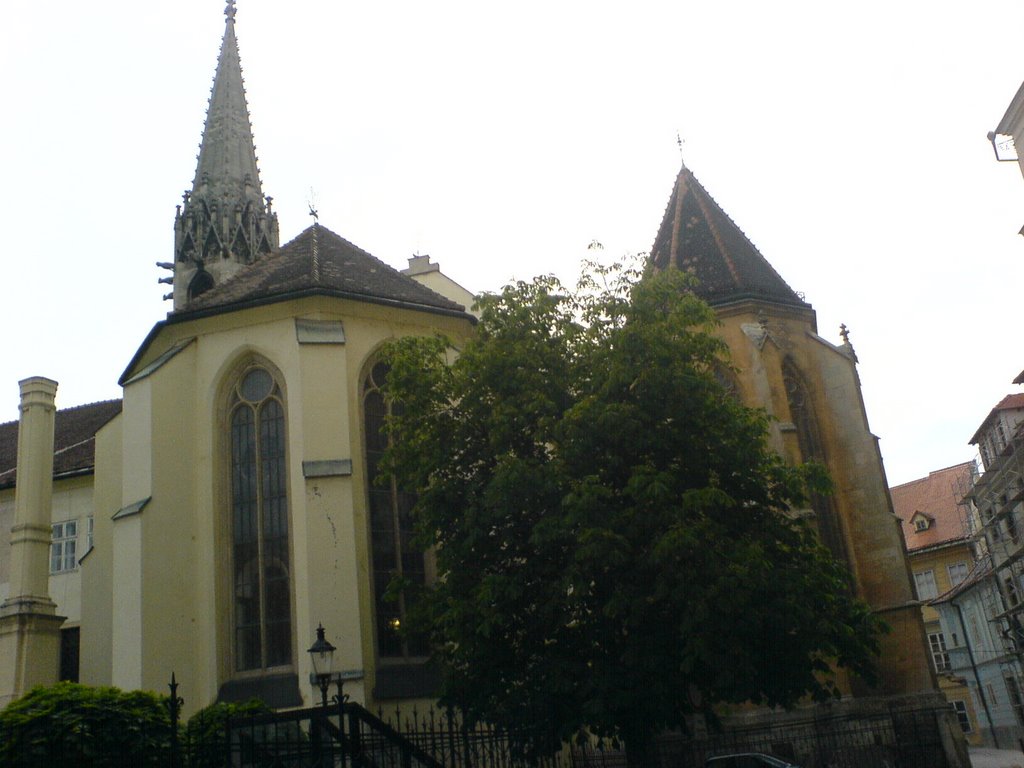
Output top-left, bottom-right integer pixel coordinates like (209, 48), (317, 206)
(650, 164), (809, 310)
(177, 223), (470, 318)
(192, 1), (262, 204)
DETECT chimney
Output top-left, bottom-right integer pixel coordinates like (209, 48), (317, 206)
(0, 376), (65, 705)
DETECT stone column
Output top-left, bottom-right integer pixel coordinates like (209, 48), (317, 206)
(0, 377), (66, 706)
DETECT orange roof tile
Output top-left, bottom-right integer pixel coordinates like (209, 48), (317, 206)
(891, 461), (975, 553)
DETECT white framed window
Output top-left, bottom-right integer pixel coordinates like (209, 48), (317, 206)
(947, 562), (968, 587)
(914, 570), (938, 600)
(951, 700), (971, 733)
(928, 632), (950, 672)
(50, 521), (78, 573)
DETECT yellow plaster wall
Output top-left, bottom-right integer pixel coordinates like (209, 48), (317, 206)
(715, 301), (936, 696)
(111, 296), (471, 713)
(80, 412), (122, 687)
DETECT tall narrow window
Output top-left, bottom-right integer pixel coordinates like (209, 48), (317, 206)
(230, 366), (291, 672)
(928, 631), (950, 672)
(914, 570), (938, 600)
(782, 358), (849, 566)
(51, 521), (78, 573)
(363, 362), (429, 659)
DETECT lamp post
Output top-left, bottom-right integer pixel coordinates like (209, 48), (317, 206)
(307, 623), (336, 708)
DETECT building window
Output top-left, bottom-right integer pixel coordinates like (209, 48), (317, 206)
(948, 562), (968, 587)
(229, 366), (291, 672)
(363, 362), (429, 660)
(50, 521), (78, 573)
(1006, 676), (1024, 728)
(928, 632), (950, 672)
(914, 517), (929, 532)
(951, 700), (971, 733)
(782, 358), (848, 566)
(60, 627), (80, 683)
(914, 570), (938, 601)
(1006, 576), (1021, 608)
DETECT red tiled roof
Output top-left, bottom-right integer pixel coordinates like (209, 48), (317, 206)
(0, 400), (122, 490)
(891, 461), (975, 553)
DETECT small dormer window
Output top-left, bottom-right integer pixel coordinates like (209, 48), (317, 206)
(911, 511), (932, 532)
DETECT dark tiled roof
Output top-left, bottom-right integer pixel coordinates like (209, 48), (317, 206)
(650, 164), (809, 310)
(0, 400), (122, 490)
(890, 461), (974, 553)
(178, 223), (467, 317)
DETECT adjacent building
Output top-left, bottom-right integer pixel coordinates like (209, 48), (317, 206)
(891, 462), (980, 741)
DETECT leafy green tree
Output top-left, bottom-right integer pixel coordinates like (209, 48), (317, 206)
(380, 264), (884, 764)
(0, 681), (171, 767)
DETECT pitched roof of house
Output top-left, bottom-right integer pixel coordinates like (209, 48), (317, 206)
(969, 392), (1024, 445)
(0, 400), (123, 490)
(649, 164), (810, 310)
(891, 461), (975, 553)
(176, 223), (468, 318)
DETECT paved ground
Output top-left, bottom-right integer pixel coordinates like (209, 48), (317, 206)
(970, 746), (1024, 768)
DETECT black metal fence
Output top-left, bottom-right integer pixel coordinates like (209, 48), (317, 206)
(570, 706), (952, 768)
(0, 698), (956, 768)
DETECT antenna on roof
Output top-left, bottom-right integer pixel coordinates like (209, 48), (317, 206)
(676, 131), (685, 163)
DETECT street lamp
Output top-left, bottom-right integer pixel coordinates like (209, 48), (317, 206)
(307, 623), (336, 707)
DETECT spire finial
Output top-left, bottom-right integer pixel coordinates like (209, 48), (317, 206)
(839, 323), (859, 363)
(225, 0), (237, 22)
(676, 131), (685, 163)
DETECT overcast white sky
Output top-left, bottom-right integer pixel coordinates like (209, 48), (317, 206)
(2, 1), (1023, 487)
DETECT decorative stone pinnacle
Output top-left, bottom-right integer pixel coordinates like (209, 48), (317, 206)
(225, 0), (236, 21)
(839, 323), (850, 344)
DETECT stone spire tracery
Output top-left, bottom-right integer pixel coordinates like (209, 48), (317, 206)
(172, 0), (278, 311)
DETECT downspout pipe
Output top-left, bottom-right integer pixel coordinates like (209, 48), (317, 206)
(954, 600), (999, 748)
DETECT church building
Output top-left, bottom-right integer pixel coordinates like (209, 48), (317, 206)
(0, 4), (959, 757)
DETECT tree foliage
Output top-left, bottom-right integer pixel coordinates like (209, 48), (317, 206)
(0, 681), (171, 767)
(380, 263), (884, 759)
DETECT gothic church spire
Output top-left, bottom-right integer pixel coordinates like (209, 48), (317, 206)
(172, 0), (279, 311)
(650, 163), (807, 311)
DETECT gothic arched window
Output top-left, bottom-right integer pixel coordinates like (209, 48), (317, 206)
(229, 365), (292, 672)
(782, 357), (849, 567)
(363, 362), (429, 660)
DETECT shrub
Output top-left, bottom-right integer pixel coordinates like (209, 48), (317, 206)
(0, 681), (171, 767)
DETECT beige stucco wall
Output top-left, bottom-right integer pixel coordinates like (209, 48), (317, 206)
(82, 295), (471, 713)
(80, 412), (122, 687)
(0, 476), (92, 623)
